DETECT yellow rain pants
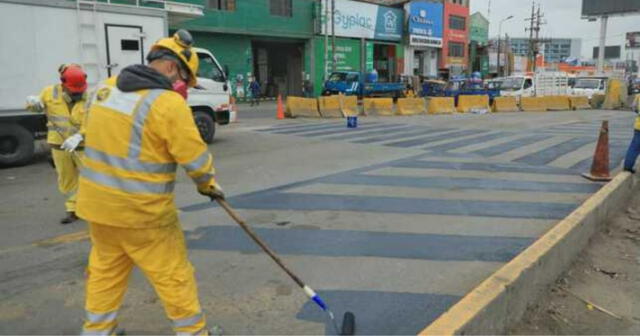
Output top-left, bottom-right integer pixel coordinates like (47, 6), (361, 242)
(51, 148), (82, 212)
(83, 221), (207, 335)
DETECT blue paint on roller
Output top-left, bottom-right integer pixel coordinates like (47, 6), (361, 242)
(347, 116), (358, 129)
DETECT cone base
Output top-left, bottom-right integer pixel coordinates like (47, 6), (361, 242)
(581, 172), (612, 182)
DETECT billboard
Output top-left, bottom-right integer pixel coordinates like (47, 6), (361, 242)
(592, 46), (622, 59)
(627, 32), (640, 49)
(582, 0), (640, 17)
(321, 0), (403, 41)
(406, 1), (443, 48)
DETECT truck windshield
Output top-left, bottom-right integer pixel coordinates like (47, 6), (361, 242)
(501, 77), (524, 90)
(487, 80), (503, 90)
(329, 73), (347, 81)
(197, 52), (225, 82)
(574, 79), (600, 89)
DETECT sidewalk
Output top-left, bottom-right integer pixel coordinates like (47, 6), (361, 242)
(512, 183), (640, 334)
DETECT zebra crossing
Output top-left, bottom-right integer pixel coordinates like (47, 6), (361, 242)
(182, 116), (615, 333)
(254, 115), (635, 173)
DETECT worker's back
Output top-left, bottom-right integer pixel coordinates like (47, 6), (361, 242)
(77, 65), (210, 229)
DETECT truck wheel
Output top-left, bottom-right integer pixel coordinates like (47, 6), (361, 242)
(0, 124), (35, 167)
(193, 110), (215, 144)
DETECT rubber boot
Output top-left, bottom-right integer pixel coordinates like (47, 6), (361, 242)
(60, 211), (78, 224)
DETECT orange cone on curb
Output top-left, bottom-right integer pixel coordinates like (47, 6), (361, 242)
(276, 94), (285, 120)
(582, 120), (612, 182)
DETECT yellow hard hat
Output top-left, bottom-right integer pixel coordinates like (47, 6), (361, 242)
(148, 29), (199, 87)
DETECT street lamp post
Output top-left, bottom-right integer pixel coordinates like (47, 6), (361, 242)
(497, 15), (514, 77)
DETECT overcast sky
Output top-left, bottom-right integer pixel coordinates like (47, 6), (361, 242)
(470, 0), (640, 59)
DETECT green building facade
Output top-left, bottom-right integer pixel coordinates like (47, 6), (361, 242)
(469, 12), (490, 77)
(172, 0), (406, 98)
(175, 0), (317, 98)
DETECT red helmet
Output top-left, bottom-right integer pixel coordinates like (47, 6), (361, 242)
(60, 65), (87, 94)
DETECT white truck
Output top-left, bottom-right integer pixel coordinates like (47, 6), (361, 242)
(571, 77), (608, 100)
(0, 0), (234, 166)
(499, 75), (535, 98)
(500, 72), (570, 99)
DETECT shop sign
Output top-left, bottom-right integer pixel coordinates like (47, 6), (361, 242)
(409, 35), (442, 48)
(407, 1), (443, 47)
(326, 39), (361, 72)
(321, 0), (403, 41)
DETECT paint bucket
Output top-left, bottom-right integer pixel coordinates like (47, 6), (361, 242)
(347, 116), (358, 128)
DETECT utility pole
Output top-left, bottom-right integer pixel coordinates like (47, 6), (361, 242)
(331, 0), (336, 72)
(597, 16), (608, 74)
(497, 15), (513, 76)
(324, 0), (328, 80)
(525, 2), (544, 72)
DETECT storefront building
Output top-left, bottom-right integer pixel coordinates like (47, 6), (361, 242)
(469, 12), (489, 77)
(403, 0), (443, 79)
(314, 0), (404, 96)
(176, 0), (316, 99)
(440, 1), (469, 78)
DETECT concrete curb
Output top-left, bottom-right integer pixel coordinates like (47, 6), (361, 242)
(419, 171), (636, 335)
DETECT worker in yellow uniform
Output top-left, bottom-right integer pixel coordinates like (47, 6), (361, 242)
(623, 94), (640, 173)
(72, 30), (223, 336)
(26, 64), (88, 224)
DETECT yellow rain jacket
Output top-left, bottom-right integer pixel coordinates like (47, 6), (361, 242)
(77, 75), (215, 228)
(633, 94), (640, 130)
(38, 84), (85, 145)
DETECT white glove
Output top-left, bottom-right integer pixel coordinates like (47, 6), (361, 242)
(26, 95), (44, 112)
(61, 133), (83, 152)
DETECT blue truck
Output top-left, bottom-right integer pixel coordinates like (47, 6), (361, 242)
(421, 77), (501, 105)
(322, 71), (406, 98)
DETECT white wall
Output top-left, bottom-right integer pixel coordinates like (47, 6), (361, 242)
(0, 2), (165, 110)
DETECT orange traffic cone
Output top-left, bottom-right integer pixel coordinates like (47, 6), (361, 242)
(582, 120), (612, 182)
(276, 94), (285, 120)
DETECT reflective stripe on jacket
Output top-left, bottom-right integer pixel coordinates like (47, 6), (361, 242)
(39, 84), (85, 145)
(77, 77), (215, 228)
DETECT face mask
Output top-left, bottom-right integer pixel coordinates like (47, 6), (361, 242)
(172, 80), (188, 99)
(70, 93), (84, 102)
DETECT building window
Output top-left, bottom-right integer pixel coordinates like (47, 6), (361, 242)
(448, 42), (465, 57)
(449, 15), (466, 31)
(207, 0), (235, 11)
(270, 0), (292, 17)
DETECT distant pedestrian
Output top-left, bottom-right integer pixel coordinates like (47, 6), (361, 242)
(249, 77), (261, 106)
(623, 94), (640, 173)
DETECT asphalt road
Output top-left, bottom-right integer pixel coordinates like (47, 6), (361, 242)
(0, 105), (635, 334)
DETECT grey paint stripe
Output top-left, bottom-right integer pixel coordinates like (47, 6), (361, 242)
(296, 290), (460, 335)
(424, 132), (511, 152)
(230, 192), (576, 219)
(300, 123), (402, 137)
(386, 129), (490, 148)
(352, 128), (455, 144)
(515, 137), (595, 165)
(187, 224), (534, 261)
(81, 167), (174, 194)
(84, 147), (176, 174)
(393, 160), (576, 175)
(127, 89), (165, 159)
(183, 151), (211, 173)
(471, 134), (550, 157)
(320, 174), (599, 194)
(257, 122), (344, 132)
(322, 124), (415, 141)
(269, 122), (381, 135)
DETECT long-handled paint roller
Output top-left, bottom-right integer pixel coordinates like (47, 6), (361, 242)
(215, 198), (356, 335)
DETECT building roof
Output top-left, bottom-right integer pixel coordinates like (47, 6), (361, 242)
(470, 12), (489, 24)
